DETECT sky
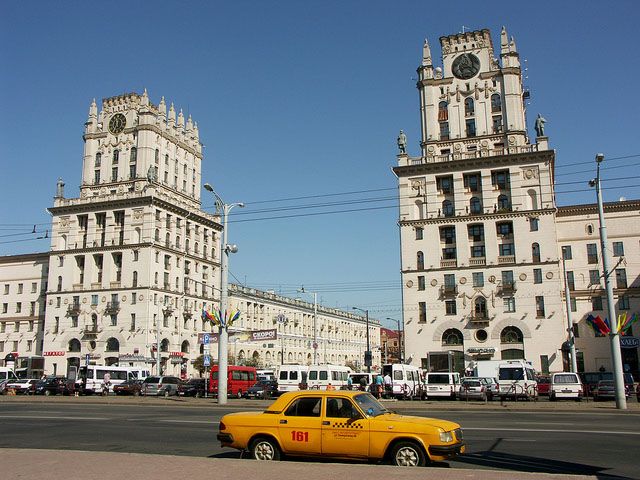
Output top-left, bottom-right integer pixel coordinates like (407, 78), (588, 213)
(2, 1), (640, 330)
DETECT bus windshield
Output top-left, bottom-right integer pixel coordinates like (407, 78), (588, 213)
(499, 367), (524, 381)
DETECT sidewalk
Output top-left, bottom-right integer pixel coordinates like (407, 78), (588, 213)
(0, 448), (598, 480)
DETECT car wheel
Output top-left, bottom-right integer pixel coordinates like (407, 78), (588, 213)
(195, 391), (201, 398)
(390, 441), (427, 467)
(133, 390), (140, 397)
(249, 437), (281, 461)
(44, 389), (51, 397)
(550, 393), (556, 402)
(236, 390), (243, 399)
(164, 390), (170, 398)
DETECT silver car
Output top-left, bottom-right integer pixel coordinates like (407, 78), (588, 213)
(458, 379), (487, 401)
(142, 376), (182, 397)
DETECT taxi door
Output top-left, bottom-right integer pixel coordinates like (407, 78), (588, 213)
(277, 396), (323, 455)
(321, 396), (370, 458)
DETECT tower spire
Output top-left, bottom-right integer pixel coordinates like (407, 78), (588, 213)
(422, 39), (432, 67)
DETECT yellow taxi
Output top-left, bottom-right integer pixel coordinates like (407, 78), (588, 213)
(217, 390), (464, 467)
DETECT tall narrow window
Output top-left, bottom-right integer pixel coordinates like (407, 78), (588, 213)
(95, 153), (102, 167)
(438, 101), (448, 121)
(113, 149), (119, 164)
(532, 243), (541, 263)
(464, 97), (474, 117)
(439, 122), (450, 140)
(491, 93), (502, 112)
(465, 118), (476, 137)
(416, 251), (424, 270)
(587, 244), (598, 264)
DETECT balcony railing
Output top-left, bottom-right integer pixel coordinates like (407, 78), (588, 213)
(469, 257), (486, 266)
(440, 285), (458, 297)
(470, 312), (489, 323)
(105, 301), (120, 313)
(67, 303), (81, 315)
(440, 259), (457, 268)
(498, 255), (515, 264)
(497, 282), (517, 294)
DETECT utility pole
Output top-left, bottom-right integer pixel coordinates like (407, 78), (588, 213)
(353, 307), (371, 373)
(561, 248), (578, 373)
(590, 154), (626, 409)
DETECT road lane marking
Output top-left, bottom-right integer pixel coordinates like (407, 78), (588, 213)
(158, 420), (218, 425)
(0, 416), (110, 421)
(465, 427), (640, 435)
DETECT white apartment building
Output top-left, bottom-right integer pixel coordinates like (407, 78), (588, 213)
(225, 284), (381, 370)
(0, 91), (376, 376)
(393, 27), (640, 376)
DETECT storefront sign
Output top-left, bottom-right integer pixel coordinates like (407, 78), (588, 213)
(250, 329), (277, 341)
(620, 337), (639, 349)
(43, 351), (66, 356)
(119, 354), (147, 362)
(169, 352), (184, 357)
(466, 347), (496, 354)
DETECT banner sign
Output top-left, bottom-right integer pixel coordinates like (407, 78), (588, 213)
(43, 351), (66, 356)
(466, 347), (496, 354)
(198, 329), (278, 344)
(620, 337), (639, 349)
(249, 329), (278, 341)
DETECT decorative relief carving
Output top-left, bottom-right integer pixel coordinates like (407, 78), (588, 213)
(545, 272), (554, 280)
(459, 277), (467, 284)
(519, 273), (527, 281)
(430, 279), (438, 287)
(411, 179), (426, 197)
(406, 280), (414, 288)
(59, 217), (70, 231)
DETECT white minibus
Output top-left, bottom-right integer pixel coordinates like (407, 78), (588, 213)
(382, 364), (423, 399)
(79, 365), (146, 394)
(497, 360), (537, 399)
(424, 372), (461, 399)
(276, 364), (308, 393)
(307, 364), (351, 390)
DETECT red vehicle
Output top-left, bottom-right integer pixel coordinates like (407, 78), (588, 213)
(536, 375), (551, 396)
(209, 365), (257, 398)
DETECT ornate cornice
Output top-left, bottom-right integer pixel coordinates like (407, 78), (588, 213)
(0, 252), (49, 265)
(399, 208), (556, 227)
(557, 200), (640, 217)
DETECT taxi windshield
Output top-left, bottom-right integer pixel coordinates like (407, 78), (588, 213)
(354, 393), (388, 417)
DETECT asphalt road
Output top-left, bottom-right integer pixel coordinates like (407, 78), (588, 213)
(0, 400), (638, 479)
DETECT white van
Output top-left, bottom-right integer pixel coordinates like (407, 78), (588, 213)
(307, 364), (351, 390)
(256, 369), (276, 382)
(497, 360), (537, 399)
(382, 364), (423, 399)
(550, 372), (583, 401)
(0, 367), (18, 383)
(424, 372), (461, 399)
(276, 365), (308, 393)
(348, 372), (376, 391)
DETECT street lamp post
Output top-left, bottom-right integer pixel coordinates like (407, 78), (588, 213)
(386, 317), (403, 363)
(203, 182), (244, 406)
(561, 248), (578, 373)
(298, 287), (318, 364)
(353, 307), (370, 373)
(589, 154), (626, 410)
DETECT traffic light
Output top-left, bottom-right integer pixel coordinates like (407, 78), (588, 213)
(364, 350), (372, 367)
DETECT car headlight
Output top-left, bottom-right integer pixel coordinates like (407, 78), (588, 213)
(439, 431), (454, 443)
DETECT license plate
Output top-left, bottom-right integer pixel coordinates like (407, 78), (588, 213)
(429, 387), (437, 390)
(562, 389), (571, 393)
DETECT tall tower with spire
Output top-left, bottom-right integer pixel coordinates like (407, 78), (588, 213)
(394, 28), (564, 375)
(42, 91), (222, 378)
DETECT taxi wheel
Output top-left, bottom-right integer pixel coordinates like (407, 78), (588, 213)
(249, 437), (281, 461)
(390, 441), (427, 467)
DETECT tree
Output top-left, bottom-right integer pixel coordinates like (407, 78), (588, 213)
(193, 355), (206, 377)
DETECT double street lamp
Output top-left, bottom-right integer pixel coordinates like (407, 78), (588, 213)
(203, 182), (244, 405)
(297, 287), (318, 364)
(352, 307), (371, 372)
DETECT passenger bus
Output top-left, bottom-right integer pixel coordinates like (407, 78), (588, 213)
(306, 364), (351, 390)
(209, 365), (257, 398)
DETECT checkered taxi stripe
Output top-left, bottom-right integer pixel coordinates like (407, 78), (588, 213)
(332, 421), (364, 429)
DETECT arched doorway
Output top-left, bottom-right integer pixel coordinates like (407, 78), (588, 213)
(500, 326), (524, 359)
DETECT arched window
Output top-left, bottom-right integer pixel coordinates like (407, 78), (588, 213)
(106, 337), (120, 352)
(497, 194), (510, 211)
(417, 251), (424, 270)
(176, 236), (181, 248)
(185, 239), (190, 252)
(113, 150), (119, 164)
(500, 326), (523, 344)
(155, 229), (160, 241)
(91, 313), (98, 328)
(160, 338), (170, 352)
(68, 339), (81, 352)
(57, 276), (62, 292)
(442, 200), (454, 217)
(464, 97), (474, 117)
(95, 153), (102, 167)
(438, 101), (448, 121)
(130, 147), (137, 162)
(60, 234), (67, 250)
(132, 271), (138, 287)
(414, 200), (424, 220)
(528, 189), (538, 210)
(166, 232), (171, 247)
(135, 227), (141, 243)
(181, 340), (190, 354)
(154, 149), (159, 164)
(491, 93), (502, 113)
(195, 242), (199, 254)
(470, 197), (482, 215)
(474, 297), (487, 319)
(442, 328), (463, 346)
(532, 243), (541, 263)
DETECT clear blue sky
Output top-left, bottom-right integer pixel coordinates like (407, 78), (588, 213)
(2, 1), (639, 329)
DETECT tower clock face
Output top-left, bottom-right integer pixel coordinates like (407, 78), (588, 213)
(452, 53), (480, 80)
(108, 113), (126, 134)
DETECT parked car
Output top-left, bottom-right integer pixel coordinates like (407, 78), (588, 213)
(218, 390), (465, 466)
(142, 376), (182, 397)
(0, 380), (8, 395)
(4, 379), (38, 395)
(636, 383), (640, 402)
(178, 378), (207, 397)
(458, 379), (487, 401)
(58, 378), (78, 396)
(549, 372), (583, 401)
(535, 375), (551, 396)
(579, 371), (634, 398)
(243, 379), (278, 399)
(113, 379), (143, 396)
(592, 380), (630, 401)
(34, 376), (65, 396)
(464, 377), (497, 400)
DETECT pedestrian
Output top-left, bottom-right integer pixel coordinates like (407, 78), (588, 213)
(326, 383), (336, 391)
(359, 376), (367, 391)
(375, 373), (384, 399)
(347, 376), (353, 390)
(383, 372), (392, 397)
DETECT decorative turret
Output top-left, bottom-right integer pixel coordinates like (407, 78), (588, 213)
(186, 114), (193, 133)
(168, 102), (176, 127)
(55, 178), (65, 199)
(158, 96), (166, 119)
(141, 88), (149, 106)
(178, 109), (185, 128)
(500, 26), (520, 68)
(422, 39), (432, 67)
(85, 98), (98, 133)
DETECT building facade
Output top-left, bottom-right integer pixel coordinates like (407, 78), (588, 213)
(0, 91), (378, 376)
(394, 28), (639, 377)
